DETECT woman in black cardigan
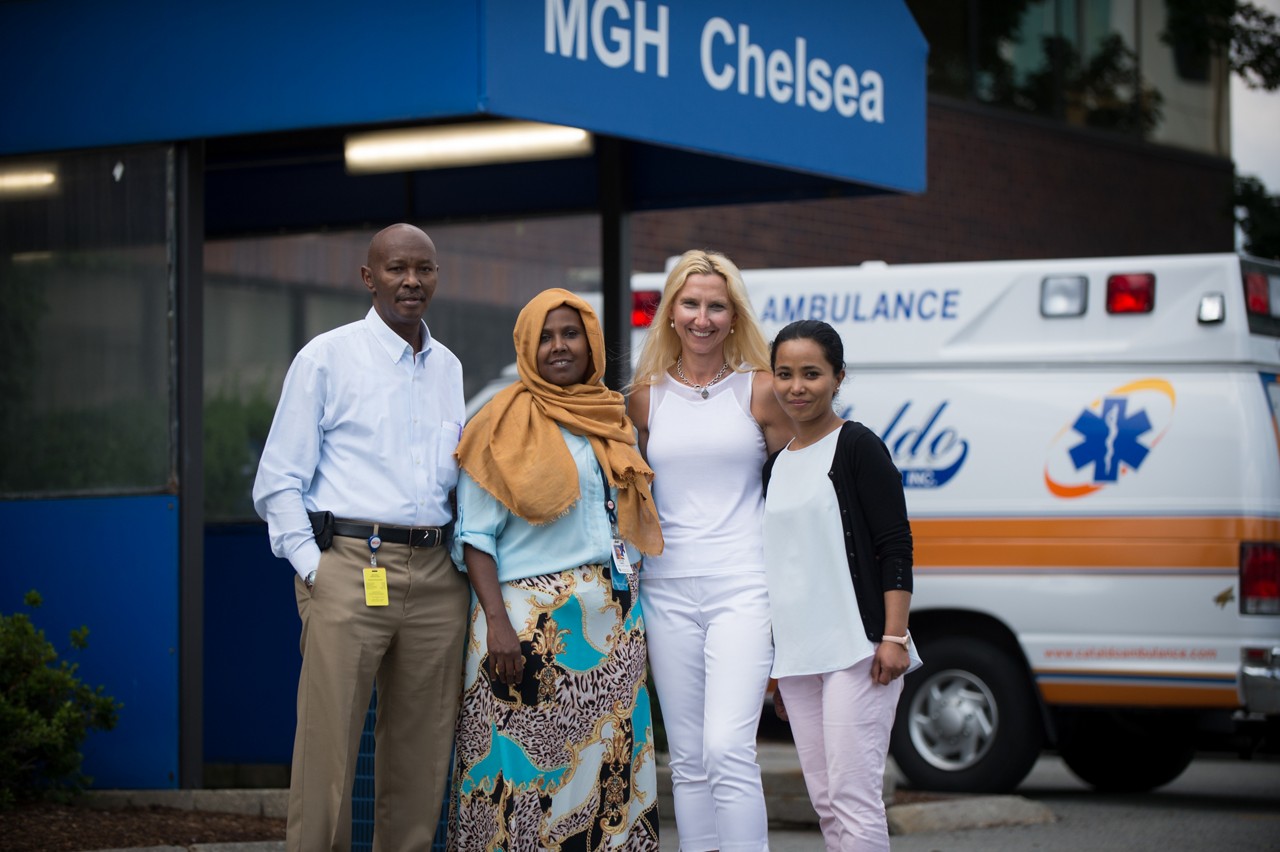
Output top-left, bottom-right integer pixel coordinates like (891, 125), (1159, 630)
(761, 319), (920, 851)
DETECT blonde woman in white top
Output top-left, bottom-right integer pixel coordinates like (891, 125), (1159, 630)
(627, 249), (792, 852)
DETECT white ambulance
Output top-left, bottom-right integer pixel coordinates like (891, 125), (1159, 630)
(632, 253), (1280, 793)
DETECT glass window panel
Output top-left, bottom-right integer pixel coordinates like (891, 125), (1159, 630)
(907, 0), (1187, 145)
(203, 216), (599, 521)
(203, 281), (296, 520)
(1063, 0), (1161, 135)
(0, 148), (172, 496)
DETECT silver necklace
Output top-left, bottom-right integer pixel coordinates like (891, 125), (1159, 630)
(675, 356), (730, 399)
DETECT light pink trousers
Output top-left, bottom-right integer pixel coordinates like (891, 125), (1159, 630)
(777, 656), (904, 852)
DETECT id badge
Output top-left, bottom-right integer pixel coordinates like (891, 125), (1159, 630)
(363, 567), (389, 607)
(611, 539), (633, 575)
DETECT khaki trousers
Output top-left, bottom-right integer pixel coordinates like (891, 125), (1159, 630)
(286, 534), (470, 852)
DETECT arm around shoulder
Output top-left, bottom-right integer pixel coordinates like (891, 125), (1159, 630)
(627, 385), (651, 459)
(751, 370), (794, 454)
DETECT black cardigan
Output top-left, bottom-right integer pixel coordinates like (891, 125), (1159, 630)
(762, 420), (913, 642)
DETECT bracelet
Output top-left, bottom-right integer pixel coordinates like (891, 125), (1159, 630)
(881, 633), (910, 647)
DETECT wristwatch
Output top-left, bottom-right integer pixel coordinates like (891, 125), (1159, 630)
(881, 632), (911, 648)
(304, 569), (317, 589)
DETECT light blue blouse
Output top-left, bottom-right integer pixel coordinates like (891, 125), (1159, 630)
(452, 427), (642, 582)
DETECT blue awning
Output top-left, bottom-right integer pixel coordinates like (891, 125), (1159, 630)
(0, 0), (926, 194)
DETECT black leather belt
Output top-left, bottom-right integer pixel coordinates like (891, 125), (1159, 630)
(333, 520), (450, 548)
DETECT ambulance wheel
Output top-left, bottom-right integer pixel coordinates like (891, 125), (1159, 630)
(1057, 711), (1195, 792)
(890, 637), (1043, 793)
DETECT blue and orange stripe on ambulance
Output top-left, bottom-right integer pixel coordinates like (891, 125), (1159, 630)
(909, 514), (1271, 709)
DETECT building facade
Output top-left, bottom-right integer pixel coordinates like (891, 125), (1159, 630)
(0, 0), (1238, 788)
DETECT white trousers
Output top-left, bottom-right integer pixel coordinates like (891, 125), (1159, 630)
(777, 657), (903, 852)
(641, 573), (774, 852)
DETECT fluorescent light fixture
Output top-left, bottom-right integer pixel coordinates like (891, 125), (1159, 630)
(345, 121), (593, 174)
(0, 166), (58, 197)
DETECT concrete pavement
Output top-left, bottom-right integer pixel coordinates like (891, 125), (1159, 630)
(78, 741), (1052, 851)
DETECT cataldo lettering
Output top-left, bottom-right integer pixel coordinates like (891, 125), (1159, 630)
(881, 402), (969, 489)
(545, 0), (891, 122)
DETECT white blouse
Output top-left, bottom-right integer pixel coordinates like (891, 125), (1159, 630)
(762, 428), (877, 678)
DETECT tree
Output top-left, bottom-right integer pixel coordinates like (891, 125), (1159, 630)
(1164, 0), (1280, 91)
(1164, 2), (1279, 254)
(1236, 176), (1280, 258)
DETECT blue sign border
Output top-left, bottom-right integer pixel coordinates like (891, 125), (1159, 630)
(486, 0), (926, 191)
(0, 0), (925, 193)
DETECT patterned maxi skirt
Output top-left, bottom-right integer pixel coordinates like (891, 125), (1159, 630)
(449, 563), (660, 851)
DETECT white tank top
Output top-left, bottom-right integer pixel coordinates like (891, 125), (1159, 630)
(643, 369), (768, 579)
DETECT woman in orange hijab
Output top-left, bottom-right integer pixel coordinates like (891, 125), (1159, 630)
(448, 289), (663, 849)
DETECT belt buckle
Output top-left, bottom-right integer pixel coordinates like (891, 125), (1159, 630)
(414, 527), (439, 548)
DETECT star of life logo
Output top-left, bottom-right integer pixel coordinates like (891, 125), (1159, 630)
(1045, 379), (1175, 498)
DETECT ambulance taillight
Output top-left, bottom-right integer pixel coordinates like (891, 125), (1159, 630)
(1242, 270), (1280, 319)
(632, 290), (660, 328)
(1245, 272), (1270, 314)
(1240, 542), (1280, 614)
(1106, 273), (1155, 314)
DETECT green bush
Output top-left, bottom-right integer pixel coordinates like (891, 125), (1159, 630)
(0, 591), (121, 809)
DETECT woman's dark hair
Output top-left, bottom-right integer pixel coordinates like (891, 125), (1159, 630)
(770, 319), (844, 374)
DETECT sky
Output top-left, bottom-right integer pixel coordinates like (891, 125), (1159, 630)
(1231, 0), (1280, 193)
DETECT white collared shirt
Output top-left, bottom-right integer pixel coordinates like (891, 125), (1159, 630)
(253, 307), (465, 579)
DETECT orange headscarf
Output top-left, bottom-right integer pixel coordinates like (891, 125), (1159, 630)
(455, 289), (664, 555)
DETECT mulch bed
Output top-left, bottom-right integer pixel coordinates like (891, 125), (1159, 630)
(0, 801), (286, 852)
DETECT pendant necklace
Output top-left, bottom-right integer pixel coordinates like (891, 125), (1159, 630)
(675, 356), (730, 399)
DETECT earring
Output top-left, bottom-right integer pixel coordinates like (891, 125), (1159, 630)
(669, 321), (675, 328)
(730, 327), (735, 334)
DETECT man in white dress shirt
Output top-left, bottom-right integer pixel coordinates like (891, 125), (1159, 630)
(253, 223), (470, 852)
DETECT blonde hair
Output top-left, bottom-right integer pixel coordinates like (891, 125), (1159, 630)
(629, 250), (771, 391)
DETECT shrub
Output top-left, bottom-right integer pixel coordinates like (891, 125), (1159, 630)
(0, 590), (121, 809)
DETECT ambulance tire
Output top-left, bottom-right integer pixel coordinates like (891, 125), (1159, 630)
(890, 637), (1043, 793)
(1057, 711), (1195, 792)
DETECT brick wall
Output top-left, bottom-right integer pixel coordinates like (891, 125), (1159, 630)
(630, 97), (1236, 272)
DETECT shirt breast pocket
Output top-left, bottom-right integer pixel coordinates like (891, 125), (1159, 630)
(437, 419), (463, 481)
